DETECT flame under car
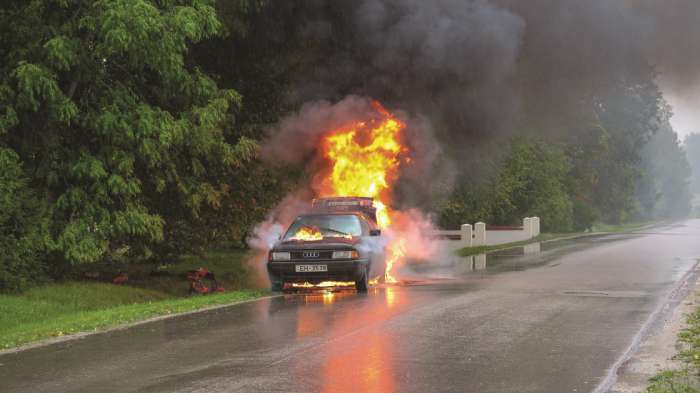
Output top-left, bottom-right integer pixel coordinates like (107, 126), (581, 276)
(267, 198), (385, 292)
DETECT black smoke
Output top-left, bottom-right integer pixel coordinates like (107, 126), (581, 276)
(265, 0), (700, 208)
(289, 0), (700, 136)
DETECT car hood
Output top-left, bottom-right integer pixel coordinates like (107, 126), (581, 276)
(273, 237), (360, 251)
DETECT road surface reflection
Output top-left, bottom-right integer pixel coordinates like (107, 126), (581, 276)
(286, 286), (407, 393)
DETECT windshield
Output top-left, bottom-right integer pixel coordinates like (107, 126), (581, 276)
(283, 214), (363, 241)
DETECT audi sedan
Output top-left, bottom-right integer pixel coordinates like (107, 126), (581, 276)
(266, 211), (385, 292)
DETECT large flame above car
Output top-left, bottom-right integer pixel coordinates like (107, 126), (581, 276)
(316, 101), (408, 283)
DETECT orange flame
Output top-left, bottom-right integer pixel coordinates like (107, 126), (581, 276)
(291, 281), (355, 288)
(317, 101), (408, 282)
(291, 279), (380, 289)
(384, 237), (406, 284)
(292, 226), (323, 241)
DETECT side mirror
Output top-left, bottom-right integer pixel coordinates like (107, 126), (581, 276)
(369, 229), (381, 237)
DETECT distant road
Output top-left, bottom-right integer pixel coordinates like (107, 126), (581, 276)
(2, 221), (700, 393)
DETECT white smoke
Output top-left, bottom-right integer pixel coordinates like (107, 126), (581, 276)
(245, 190), (314, 285)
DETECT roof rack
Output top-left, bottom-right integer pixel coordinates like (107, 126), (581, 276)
(311, 197), (377, 223)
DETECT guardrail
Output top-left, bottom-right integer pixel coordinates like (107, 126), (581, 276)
(431, 217), (540, 250)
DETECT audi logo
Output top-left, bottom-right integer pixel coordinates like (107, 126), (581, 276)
(303, 251), (320, 258)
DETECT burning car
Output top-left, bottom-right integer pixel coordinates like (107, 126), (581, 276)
(267, 197), (386, 292)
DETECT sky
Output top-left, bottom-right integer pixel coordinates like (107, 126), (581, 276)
(663, 86), (700, 141)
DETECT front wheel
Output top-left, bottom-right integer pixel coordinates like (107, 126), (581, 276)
(355, 267), (368, 292)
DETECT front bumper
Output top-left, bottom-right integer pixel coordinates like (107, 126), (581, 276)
(267, 259), (369, 284)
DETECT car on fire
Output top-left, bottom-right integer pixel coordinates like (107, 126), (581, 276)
(266, 197), (386, 292)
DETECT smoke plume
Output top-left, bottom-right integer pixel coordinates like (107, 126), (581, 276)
(288, 0), (700, 142)
(249, 0), (700, 281)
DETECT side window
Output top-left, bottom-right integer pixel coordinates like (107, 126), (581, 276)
(359, 218), (370, 236)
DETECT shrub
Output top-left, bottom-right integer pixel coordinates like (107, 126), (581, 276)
(0, 148), (48, 293)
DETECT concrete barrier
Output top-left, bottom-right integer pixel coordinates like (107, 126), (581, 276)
(485, 227), (530, 245)
(461, 224), (473, 248)
(474, 222), (486, 246)
(523, 217), (532, 237)
(432, 216), (541, 249)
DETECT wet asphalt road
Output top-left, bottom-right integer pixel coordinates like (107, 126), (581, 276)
(2, 221), (700, 393)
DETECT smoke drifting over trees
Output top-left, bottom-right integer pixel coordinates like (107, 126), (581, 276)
(261, 0), (697, 227)
(1, 0), (698, 291)
(287, 1), (700, 135)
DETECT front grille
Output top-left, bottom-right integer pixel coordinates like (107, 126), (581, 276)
(290, 250), (333, 260)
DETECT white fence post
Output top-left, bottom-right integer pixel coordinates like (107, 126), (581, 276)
(523, 217), (532, 238)
(533, 217), (540, 236)
(474, 222), (486, 246)
(461, 224), (473, 248)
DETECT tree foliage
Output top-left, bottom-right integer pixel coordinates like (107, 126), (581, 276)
(490, 140), (574, 232)
(0, 0), (695, 293)
(0, 0), (259, 286)
(0, 148), (48, 292)
(638, 122), (692, 220)
(437, 72), (691, 231)
(686, 133), (700, 194)
(437, 139), (574, 232)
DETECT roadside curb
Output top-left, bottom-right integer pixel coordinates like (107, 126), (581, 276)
(0, 293), (283, 356)
(592, 257), (700, 393)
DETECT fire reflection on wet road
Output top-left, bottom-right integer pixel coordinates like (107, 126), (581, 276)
(2, 222), (700, 393)
(285, 285), (408, 393)
(290, 288), (402, 393)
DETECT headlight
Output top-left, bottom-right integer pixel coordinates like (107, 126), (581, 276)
(271, 252), (291, 261)
(332, 250), (359, 259)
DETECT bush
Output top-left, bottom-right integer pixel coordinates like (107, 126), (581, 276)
(490, 139), (574, 232)
(435, 185), (492, 229)
(571, 198), (597, 232)
(435, 139), (575, 232)
(0, 148), (48, 293)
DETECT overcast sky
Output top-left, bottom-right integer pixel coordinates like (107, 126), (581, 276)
(664, 88), (700, 141)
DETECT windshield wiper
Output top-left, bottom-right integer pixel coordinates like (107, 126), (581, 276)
(318, 227), (351, 236)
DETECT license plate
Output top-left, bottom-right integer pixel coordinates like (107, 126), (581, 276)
(295, 264), (328, 273)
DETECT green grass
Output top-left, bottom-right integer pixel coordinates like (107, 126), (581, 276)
(0, 248), (269, 350)
(0, 283), (267, 349)
(646, 307), (700, 392)
(127, 248), (256, 296)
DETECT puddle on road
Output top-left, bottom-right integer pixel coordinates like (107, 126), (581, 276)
(404, 234), (627, 280)
(561, 290), (648, 298)
(281, 234), (630, 300)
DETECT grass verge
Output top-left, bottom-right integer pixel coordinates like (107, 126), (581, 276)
(646, 308), (700, 392)
(0, 283), (268, 350)
(126, 248), (257, 296)
(1, 248), (269, 350)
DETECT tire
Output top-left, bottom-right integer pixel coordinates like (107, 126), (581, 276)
(355, 267), (369, 292)
(271, 281), (283, 292)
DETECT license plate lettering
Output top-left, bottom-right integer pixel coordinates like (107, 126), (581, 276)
(295, 264), (328, 273)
